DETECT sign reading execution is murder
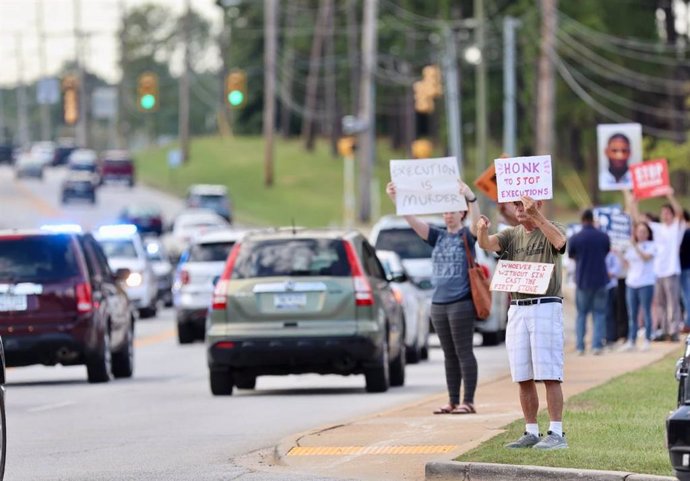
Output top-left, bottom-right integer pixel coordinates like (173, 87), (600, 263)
(495, 155), (553, 203)
(390, 157), (467, 215)
(490, 260), (555, 295)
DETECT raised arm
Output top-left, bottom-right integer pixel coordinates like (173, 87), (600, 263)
(623, 190), (644, 223)
(666, 189), (684, 221)
(385, 182), (430, 240)
(459, 181), (480, 236)
(522, 196), (566, 251)
(476, 215), (501, 252)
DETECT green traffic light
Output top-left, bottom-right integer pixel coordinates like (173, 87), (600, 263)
(140, 94), (156, 110)
(228, 90), (244, 106)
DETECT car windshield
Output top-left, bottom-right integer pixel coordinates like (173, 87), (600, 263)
(189, 241), (235, 262)
(99, 239), (138, 259)
(188, 194), (227, 210)
(0, 235), (80, 282)
(375, 228), (433, 259)
(70, 163), (96, 173)
(232, 239), (351, 278)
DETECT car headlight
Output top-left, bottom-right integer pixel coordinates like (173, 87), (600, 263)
(126, 272), (143, 287)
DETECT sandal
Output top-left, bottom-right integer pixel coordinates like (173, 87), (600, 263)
(450, 403), (476, 415)
(433, 403), (457, 415)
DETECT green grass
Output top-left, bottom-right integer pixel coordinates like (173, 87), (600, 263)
(456, 353), (679, 476)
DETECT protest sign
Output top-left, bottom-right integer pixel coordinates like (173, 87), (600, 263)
(474, 164), (498, 202)
(495, 155), (553, 203)
(490, 260), (555, 295)
(597, 123), (642, 192)
(390, 157), (467, 215)
(597, 211), (632, 249)
(631, 158), (671, 200)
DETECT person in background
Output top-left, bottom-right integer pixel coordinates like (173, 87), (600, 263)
(605, 249), (624, 350)
(619, 222), (656, 351)
(386, 180), (481, 415)
(680, 210), (690, 334)
(568, 209), (611, 356)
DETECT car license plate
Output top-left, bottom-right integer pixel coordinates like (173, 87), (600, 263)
(0, 294), (28, 312)
(273, 293), (306, 309)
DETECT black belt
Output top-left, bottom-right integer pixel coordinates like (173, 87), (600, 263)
(510, 297), (563, 306)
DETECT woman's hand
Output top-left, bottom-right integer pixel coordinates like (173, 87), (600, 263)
(458, 181), (476, 202)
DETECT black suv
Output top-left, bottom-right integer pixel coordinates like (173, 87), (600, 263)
(0, 227), (136, 383)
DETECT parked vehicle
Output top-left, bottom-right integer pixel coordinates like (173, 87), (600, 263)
(0, 225), (135, 383)
(118, 204), (164, 237)
(376, 250), (430, 363)
(206, 228), (406, 395)
(99, 150), (135, 186)
(14, 153), (44, 180)
(61, 171), (96, 204)
(667, 337), (690, 481)
(370, 215), (509, 346)
(144, 238), (174, 307)
(185, 184), (232, 223)
(94, 224), (158, 318)
(173, 229), (245, 344)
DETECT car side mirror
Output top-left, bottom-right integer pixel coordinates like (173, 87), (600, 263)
(212, 275), (220, 287)
(389, 272), (408, 283)
(115, 268), (131, 282)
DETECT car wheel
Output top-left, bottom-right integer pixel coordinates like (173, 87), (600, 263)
(89, 194), (96, 204)
(112, 320), (134, 378)
(390, 341), (406, 387)
(139, 303), (157, 319)
(482, 330), (505, 347)
(234, 373), (256, 390)
(209, 368), (234, 395)
(405, 340), (421, 364)
(177, 322), (195, 344)
(86, 329), (112, 383)
(420, 343), (429, 360)
(365, 336), (390, 393)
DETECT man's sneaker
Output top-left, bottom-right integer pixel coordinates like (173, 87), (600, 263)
(505, 432), (541, 448)
(532, 431), (568, 450)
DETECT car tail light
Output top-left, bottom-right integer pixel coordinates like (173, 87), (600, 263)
(214, 341), (236, 349)
(75, 282), (93, 313)
(180, 269), (190, 285)
(343, 241), (374, 306)
(211, 242), (241, 311)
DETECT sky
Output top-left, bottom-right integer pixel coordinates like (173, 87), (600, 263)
(0, 0), (223, 87)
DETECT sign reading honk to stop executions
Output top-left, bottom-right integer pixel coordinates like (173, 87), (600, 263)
(495, 155), (553, 203)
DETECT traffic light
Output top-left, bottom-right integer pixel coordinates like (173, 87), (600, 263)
(62, 74), (79, 125)
(422, 65), (443, 98)
(225, 70), (247, 109)
(137, 72), (159, 112)
(414, 81), (434, 114)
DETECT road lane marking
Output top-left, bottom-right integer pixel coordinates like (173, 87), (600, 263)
(287, 445), (458, 456)
(27, 401), (75, 413)
(134, 328), (176, 348)
(13, 180), (61, 218)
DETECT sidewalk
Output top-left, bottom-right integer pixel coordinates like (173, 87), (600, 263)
(247, 292), (683, 481)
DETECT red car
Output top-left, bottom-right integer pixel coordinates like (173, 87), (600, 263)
(99, 150), (135, 187)
(0, 226), (136, 383)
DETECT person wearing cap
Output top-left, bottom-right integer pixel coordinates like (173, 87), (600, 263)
(476, 195), (568, 450)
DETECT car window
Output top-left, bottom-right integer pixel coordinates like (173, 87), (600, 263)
(0, 235), (81, 282)
(187, 194), (227, 210)
(188, 241), (235, 262)
(99, 239), (138, 259)
(232, 239), (351, 278)
(374, 228), (434, 259)
(70, 163), (96, 173)
(362, 242), (387, 280)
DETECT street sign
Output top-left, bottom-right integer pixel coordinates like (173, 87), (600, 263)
(37, 77), (60, 105)
(92, 87), (118, 120)
(168, 149), (182, 169)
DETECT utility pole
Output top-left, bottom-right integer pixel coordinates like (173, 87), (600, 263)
(503, 16), (520, 156)
(179, 0), (191, 163)
(442, 26), (463, 178)
(302, 0), (331, 151)
(73, 0), (87, 146)
(263, 0), (278, 186)
(357, 0), (378, 223)
(36, 0), (51, 141)
(15, 34), (30, 147)
(475, 0), (488, 178)
(116, 0), (126, 149)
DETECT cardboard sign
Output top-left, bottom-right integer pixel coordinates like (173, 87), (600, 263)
(631, 158), (671, 200)
(490, 260), (555, 295)
(494, 155), (553, 203)
(390, 157), (467, 215)
(597, 123), (642, 192)
(474, 164), (498, 202)
(593, 205), (631, 249)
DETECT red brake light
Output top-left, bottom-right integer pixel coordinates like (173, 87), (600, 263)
(211, 242), (242, 310)
(343, 241), (374, 306)
(75, 282), (93, 313)
(180, 269), (190, 285)
(214, 341), (236, 349)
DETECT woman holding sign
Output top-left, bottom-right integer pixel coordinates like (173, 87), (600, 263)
(385, 180), (481, 415)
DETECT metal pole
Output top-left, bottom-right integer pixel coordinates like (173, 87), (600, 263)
(73, 0), (87, 146)
(179, 0), (191, 163)
(344, 154), (355, 228)
(357, 0), (378, 223)
(36, 0), (51, 141)
(475, 0), (487, 176)
(15, 34), (30, 148)
(442, 26), (462, 178)
(263, 0), (278, 186)
(503, 17), (519, 156)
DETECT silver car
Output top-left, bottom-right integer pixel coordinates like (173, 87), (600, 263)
(144, 238), (174, 307)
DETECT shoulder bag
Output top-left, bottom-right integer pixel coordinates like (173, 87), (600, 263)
(462, 230), (492, 320)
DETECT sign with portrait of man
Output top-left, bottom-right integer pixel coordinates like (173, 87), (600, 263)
(597, 123), (642, 192)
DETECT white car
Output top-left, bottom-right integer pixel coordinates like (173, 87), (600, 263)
(67, 149), (100, 186)
(173, 229), (245, 344)
(164, 208), (231, 262)
(94, 224), (158, 318)
(376, 250), (430, 363)
(29, 141), (56, 166)
(370, 215), (509, 346)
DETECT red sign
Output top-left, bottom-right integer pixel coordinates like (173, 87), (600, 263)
(631, 158), (671, 200)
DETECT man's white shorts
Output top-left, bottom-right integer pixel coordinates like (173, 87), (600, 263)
(506, 300), (564, 383)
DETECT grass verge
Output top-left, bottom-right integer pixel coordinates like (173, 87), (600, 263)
(456, 352), (678, 476)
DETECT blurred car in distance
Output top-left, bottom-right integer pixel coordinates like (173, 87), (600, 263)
(144, 238), (173, 307)
(164, 208), (231, 262)
(52, 140), (77, 166)
(29, 141), (55, 166)
(118, 204), (164, 237)
(185, 184), (232, 223)
(61, 171), (96, 204)
(14, 153), (44, 180)
(0, 144), (14, 165)
(173, 229), (245, 344)
(0, 225), (135, 383)
(67, 149), (100, 186)
(376, 250), (430, 363)
(205, 228), (406, 395)
(99, 150), (135, 187)
(94, 224), (158, 318)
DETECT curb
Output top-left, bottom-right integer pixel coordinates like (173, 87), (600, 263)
(425, 461), (676, 481)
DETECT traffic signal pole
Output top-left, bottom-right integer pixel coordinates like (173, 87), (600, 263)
(442, 26), (463, 178)
(179, 0), (191, 163)
(14, 34), (30, 147)
(36, 0), (51, 141)
(263, 0), (278, 186)
(73, 0), (87, 147)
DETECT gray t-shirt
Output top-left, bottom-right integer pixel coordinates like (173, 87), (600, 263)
(426, 226), (476, 304)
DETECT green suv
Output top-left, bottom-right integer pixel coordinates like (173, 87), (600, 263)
(206, 228), (406, 395)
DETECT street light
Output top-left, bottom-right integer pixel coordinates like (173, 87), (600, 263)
(464, 45), (482, 65)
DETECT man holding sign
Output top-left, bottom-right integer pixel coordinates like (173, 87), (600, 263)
(477, 163), (568, 449)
